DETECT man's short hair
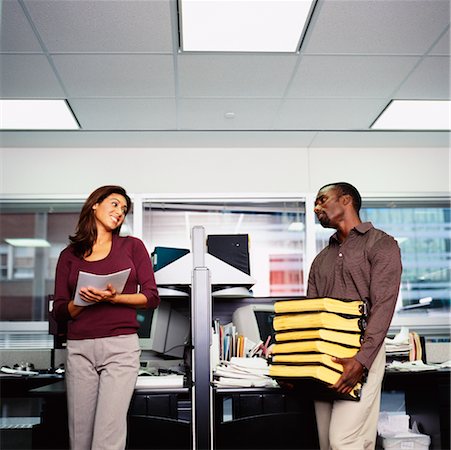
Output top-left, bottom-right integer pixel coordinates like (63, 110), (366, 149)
(319, 182), (362, 212)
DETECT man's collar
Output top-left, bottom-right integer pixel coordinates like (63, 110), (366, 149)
(329, 222), (373, 243)
(354, 222), (373, 234)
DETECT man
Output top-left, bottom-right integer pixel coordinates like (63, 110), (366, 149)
(307, 182), (402, 449)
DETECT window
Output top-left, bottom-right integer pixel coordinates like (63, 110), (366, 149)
(361, 201), (450, 311)
(142, 199), (306, 297)
(315, 198), (451, 335)
(1, 194), (448, 350)
(0, 200), (133, 348)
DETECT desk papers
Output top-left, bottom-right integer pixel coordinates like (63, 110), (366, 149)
(213, 357), (278, 388)
(74, 268), (131, 306)
(135, 374), (184, 389)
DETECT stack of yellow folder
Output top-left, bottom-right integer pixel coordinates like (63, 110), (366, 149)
(269, 297), (367, 400)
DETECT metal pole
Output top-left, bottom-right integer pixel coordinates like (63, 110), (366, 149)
(191, 226), (213, 450)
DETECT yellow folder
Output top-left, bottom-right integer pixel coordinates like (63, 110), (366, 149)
(272, 339), (359, 358)
(275, 328), (361, 348)
(275, 298), (364, 316)
(269, 364), (362, 400)
(273, 312), (364, 333)
(271, 352), (343, 372)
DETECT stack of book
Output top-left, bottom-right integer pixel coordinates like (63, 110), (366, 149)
(269, 297), (367, 400)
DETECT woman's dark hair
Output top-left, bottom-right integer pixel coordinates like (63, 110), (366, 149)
(69, 185), (131, 258)
(320, 182), (362, 213)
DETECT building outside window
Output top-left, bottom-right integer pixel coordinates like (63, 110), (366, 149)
(141, 199), (306, 298)
(315, 199), (450, 334)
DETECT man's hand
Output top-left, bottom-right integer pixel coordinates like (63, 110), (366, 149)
(330, 356), (364, 394)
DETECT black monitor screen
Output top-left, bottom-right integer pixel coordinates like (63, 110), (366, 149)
(255, 310), (276, 345)
(136, 309), (154, 338)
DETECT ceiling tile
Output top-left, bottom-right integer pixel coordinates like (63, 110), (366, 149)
(23, 0), (174, 53)
(178, 54), (297, 97)
(69, 98), (176, 130)
(276, 98), (388, 130)
(302, 0), (450, 55)
(178, 98), (280, 130)
(51, 55), (175, 97)
(0, 0), (43, 52)
(395, 56), (450, 99)
(0, 54), (65, 97)
(429, 29), (451, 56)
(287, 55), (419, 98)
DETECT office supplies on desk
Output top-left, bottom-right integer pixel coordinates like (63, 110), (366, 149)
(1, 366), (39, 376)
(213, 357), (277, 388)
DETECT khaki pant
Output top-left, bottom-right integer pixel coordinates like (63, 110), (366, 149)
(314, 346), (386, 450)
(66, 334), (140, 450)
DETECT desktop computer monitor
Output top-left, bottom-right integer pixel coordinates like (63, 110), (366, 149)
(232, 303), (275, 345)
(137, 299), (190, 358)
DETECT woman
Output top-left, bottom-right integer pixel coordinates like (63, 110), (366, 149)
(52, 185), (160, 450)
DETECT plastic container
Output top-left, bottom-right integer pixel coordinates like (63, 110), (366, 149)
(382, 431), (431, 449)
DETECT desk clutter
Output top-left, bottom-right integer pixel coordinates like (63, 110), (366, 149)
(213, 357), (277, 388)
(268, 297), (367, 401)
(211, 318), (276, 387)
(385, 327), (424, 363)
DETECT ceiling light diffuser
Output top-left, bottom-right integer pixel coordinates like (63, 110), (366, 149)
(5, 238), (51, 248)
(0, 99), (79, 130)
(371, 100), (451, 130)
(180, 0), (316, 52)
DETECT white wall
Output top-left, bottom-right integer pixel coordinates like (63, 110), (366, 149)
(0, 146), (449, 196)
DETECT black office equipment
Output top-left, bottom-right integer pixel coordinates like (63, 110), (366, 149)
(207, 234), (251, 275)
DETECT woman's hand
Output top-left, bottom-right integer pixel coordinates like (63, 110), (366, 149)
(79, 283), (117, 304)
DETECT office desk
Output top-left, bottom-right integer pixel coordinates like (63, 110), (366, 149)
(383, 368), (450, 450)
(214, 387), (319, 450)
(4, 369), (450, 450)
(28, 380), (191, 450)
(214, 369), (451, 450)
(0, 373), (63, 397)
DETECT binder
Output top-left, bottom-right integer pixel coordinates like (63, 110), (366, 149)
(275, 297), (365, 316)
(269, 297), (367, 401)
(272, 339), (359, 358)
(271, 352), (343, 372)
(273, 311), (365, 333)
(275, 328), (362, 348)
(269, 364), (362, 400)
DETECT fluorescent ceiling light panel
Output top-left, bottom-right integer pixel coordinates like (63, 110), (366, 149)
(5, 238), (51, 248)
(0, 99), (79, 130)
(180, 0), (315, 52)
(371, 100), (451, 130)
